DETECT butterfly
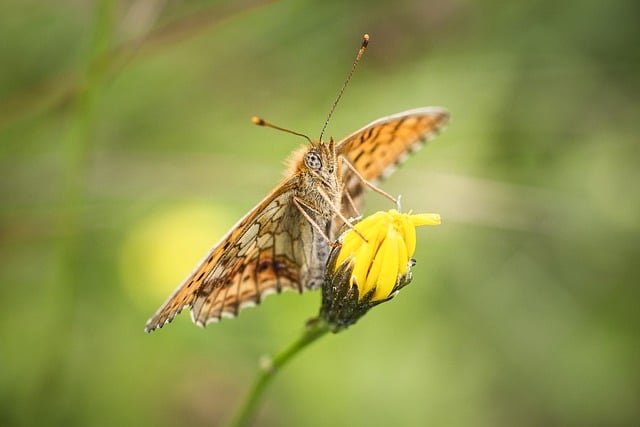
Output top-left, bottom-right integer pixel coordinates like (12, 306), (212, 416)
(144, 36), (449, 333)
(144, 107), (449, 332)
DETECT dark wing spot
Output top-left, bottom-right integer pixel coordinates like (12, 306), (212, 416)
(353, 150), (365, 163)
(258, 259), (271, 273)
(362, 127), (374, 141)
(274, 260), (288, 273)
(393, 117), (407, 131)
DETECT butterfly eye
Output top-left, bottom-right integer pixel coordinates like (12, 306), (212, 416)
(304, 151), (322, 170)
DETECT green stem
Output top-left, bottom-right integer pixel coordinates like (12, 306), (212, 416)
(227, 318), (330, 427)
(38, 2), (114, 424)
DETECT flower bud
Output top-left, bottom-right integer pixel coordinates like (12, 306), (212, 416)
(319, 209), (440, 331)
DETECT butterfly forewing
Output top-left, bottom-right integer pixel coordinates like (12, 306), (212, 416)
(145, 178), (328, 332)
(335, 107), (449, 220)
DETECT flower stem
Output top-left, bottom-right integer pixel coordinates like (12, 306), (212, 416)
(227, 318), (330, 427)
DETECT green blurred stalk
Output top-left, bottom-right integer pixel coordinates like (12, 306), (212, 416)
(42, 0), (114, 423)
(227, 319), (330, 427)
(56, 0), (112, 332)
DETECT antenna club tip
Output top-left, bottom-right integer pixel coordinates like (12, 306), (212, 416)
(362, 33), (370, 45)
(251, 116), (264, 125)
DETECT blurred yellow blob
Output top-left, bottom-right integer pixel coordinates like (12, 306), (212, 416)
(119, 203), (236, 310)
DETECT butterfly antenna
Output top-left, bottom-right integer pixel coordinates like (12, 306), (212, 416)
(251, 116), (313, 145)
(319, 33), (369, 142)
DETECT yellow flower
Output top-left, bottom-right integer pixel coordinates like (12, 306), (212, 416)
(335, 209), (441, 301)
(319, 209), (440, 330)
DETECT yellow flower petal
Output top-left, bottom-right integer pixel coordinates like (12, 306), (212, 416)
(395, 225), (409, 278)
(349, 241), (375, 289)
(350, 220), (388, 290)
(372, 227), (400, 301)
(396, 213), (417, 256)
(363, 234), (386, 295)
(409, 213), (441, 226)
(335, 211), (386, 269)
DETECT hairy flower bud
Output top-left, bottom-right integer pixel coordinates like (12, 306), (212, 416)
(319, 209), (440, 331)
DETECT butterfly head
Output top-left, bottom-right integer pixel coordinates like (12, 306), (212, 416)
(301, 138), (337, 186)
(304, 137), (335, 170)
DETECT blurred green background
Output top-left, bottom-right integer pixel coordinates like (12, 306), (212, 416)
(1, 0), (638, 426)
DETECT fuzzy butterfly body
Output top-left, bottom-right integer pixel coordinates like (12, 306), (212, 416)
(144, 107), (448, 332)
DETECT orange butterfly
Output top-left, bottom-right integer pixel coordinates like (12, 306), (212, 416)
(145, 36), (449, 332)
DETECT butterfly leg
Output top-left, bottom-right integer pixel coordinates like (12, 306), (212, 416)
(339, 155), (398, 204)
(313, 185), (368, 242)
(341, 181), (362, 218)
(292, 196), (338, 247)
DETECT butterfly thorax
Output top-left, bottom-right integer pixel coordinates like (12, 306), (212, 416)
(287, 139), (341, 220)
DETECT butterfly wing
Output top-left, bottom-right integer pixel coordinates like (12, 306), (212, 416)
(335, 107), (449, 221)
(145, 177), (328, 332)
